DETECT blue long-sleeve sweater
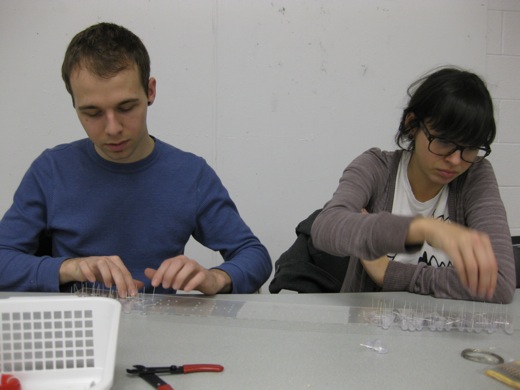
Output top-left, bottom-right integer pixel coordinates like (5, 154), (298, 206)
(0, 138), (272, 293)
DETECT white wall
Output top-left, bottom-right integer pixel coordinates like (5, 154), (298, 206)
(487, 0), (520, 238)
(1, 0), (519, 291)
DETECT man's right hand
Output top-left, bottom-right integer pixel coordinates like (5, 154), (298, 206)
(59, 255), (142, 298)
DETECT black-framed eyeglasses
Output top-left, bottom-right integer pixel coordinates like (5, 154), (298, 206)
(419, 121), (491, 163)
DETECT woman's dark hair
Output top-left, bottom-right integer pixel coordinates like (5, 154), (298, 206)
(396, 67), (496, 151)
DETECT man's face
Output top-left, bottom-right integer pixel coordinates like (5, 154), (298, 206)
(70, 64), (156, 163)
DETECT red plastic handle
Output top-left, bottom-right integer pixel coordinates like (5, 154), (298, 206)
(0, 375), (21, 390)
(183, 364), (224, 373)
(157, 385), (174, 390)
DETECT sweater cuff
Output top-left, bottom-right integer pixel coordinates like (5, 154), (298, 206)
(213, 263), (241, 293)
(382, 261), (416, 292)
(36, 256), (68, 292)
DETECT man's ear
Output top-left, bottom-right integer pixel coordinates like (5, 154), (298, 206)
(147, 77), (157, 106)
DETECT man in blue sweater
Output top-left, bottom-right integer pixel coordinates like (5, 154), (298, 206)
(0, 22), (272, 297)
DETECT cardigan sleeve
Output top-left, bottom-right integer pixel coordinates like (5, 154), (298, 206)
(388, 160), (516, 303)
(312, 148), (416, 259)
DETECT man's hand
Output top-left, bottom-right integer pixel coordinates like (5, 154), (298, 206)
(144, 255), (232, 295)
(59, 255), (143, 298)
(408, 218), (498, 300)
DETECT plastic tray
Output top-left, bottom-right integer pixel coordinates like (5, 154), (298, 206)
(0, 296), (121, 390)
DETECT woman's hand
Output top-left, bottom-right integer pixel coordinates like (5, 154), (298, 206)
(407, 218), (497, 300)
(360, 256), (389, 286)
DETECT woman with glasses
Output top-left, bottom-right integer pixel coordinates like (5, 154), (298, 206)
(311, 67), (515, 303)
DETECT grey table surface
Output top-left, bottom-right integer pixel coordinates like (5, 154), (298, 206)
(2, 290), (519, 390)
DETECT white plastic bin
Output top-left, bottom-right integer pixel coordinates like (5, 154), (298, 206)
(0, 296), (121, 390)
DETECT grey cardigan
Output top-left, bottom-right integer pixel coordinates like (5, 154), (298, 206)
(311, 148), (515, 303)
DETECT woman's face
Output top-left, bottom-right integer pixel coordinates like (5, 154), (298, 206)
(407, 121), (473, 200)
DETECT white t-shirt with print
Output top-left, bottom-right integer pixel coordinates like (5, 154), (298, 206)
(389, 152), (452, 267)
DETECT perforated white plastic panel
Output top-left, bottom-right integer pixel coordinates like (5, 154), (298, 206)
(1, 309), (96, 372)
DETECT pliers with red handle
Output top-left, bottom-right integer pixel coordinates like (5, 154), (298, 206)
(127, 364), (224, 390)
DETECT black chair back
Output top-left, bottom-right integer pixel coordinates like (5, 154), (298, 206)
(512, 236), (520, 288)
